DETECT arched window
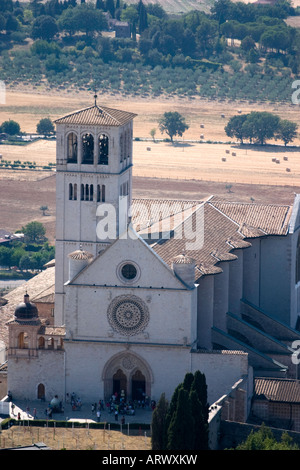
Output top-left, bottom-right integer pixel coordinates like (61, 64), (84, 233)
(98, 134), (109, 165)
(69, 183), (78, 201)
(67, 133), (78, 163)
(38, 337), (45, 349)
(96, 184), (105, 202)
(18, 332), (29, 349)
(296, 234), (300, 284)
(80, 184), (93, 201)
(69, 183), (73, 201)
(82, 133), (94, 164)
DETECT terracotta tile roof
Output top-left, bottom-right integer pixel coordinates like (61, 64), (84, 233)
(254, 377), (300, 403)
(152, 202), (249, 281)
(0, 267), (55, 345)
(55, 105), (137, 127)
(210, 199), (291, 236)
(131, 198), (201, 236)
(0, 197), (293, 345)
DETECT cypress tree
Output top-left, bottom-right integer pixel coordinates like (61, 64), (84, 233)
(189, 390), (209, 450)
(138, 0), (148, 33)
(151, 393), (169, 450)
(182, 372), (194, 392)
(106, 0), (115, 17)
(165, 382), (182, 434)
(96, 0), (105, 9)
(167, 388), (195, 450)
(191, 370), (209, 422)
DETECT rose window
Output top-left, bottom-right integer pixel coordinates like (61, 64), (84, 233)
(107, 295), (149, 336)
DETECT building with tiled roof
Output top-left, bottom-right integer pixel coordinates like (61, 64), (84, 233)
(54, 104), (137, 127)
(252, 378), (300, 430)
(3, 100), (300, 433)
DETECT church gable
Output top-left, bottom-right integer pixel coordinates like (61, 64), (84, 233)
(69, 229), (187, 290)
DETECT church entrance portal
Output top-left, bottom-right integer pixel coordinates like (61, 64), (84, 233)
(103, 352), (152, 401)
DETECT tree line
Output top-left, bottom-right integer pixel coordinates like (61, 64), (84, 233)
(225, 111), (298, 145)
(0, 0), (300, 103)
(0, 117), (55, 137)
(0, 222), (54, 272)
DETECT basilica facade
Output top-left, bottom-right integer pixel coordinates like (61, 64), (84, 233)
(4, 101), (300, 413)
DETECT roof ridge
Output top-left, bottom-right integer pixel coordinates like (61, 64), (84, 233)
(212, 200), (291, 208)
(55, 104), (137, 126)
(95, 104), (121, 125)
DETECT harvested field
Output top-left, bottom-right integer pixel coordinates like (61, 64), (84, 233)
(1, 89), (300, 242)
(0, 424), (151, 451)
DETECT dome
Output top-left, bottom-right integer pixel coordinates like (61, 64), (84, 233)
(68, 248), (93, 261)
(172, 254), (195, 265)
(14, 293), (38, 320)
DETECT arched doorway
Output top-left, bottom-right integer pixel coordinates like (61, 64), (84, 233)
(102, 351), (153, 401)
(113, 369), (127, 399)
(131, 370), (146, 401)
(37, 383), (45, 400)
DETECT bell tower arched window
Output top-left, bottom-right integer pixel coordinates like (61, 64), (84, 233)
(98, 134), (109, 165)
(67, 132), (78, 163)
(18, 332), (29, 349)
(82, 133), (94, 164)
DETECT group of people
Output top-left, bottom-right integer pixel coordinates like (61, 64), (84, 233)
(66, 392), (82, 411)
(63, 390), (156, 422)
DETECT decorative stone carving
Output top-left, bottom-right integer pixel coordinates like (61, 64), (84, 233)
(121, 356), (136, 370)
(107, 295), (149, 336)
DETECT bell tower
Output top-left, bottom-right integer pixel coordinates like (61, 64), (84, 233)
(54, 97), (137, 325)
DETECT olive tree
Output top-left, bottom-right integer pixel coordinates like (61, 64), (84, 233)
(158, 111), (189, 143)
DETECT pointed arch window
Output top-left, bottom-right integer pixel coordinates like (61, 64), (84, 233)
(98, 134), (109, 165)
(67, 132), (78, 163)
(82, 133), (94, 164)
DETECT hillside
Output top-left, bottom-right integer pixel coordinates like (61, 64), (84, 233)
(1, 0), (299, 103)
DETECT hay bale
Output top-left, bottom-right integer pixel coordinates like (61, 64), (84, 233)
(147, 147), (151, 151)
(222, 157), (227, 162)
(232, 152), (236, 156)
(200, 134), (204, 139)
(286, 168), (291, 172)
(226, 149), (230, 154)
(283, 156), (288, 161)
(200, 124), (205, 128)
